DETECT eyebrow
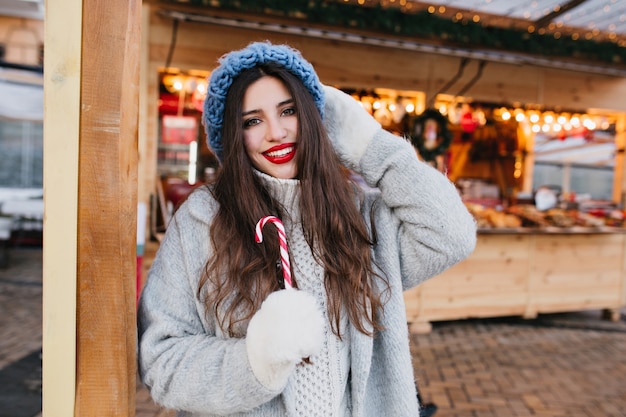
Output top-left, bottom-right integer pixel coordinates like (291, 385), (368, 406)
(242, 98), (295, 117)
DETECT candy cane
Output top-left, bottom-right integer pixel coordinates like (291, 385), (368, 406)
(255, 215), (293, 289)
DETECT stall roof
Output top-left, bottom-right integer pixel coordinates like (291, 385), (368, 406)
(409, 0), (626, 42)
(4, 0), (623, 41)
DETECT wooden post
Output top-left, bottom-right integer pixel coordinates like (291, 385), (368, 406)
(614, 114), (626, 314)
(613, 114), (626, 205)
(75, 0), (141, 414)
(43, 0), (141, 415)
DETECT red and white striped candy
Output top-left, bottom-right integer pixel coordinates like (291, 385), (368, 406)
(255, 215), (293, 289)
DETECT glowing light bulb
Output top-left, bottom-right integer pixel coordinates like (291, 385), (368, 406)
(583, 119), (596, 130)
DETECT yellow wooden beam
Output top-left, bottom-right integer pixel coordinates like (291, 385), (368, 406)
(42, 0), (82, 414)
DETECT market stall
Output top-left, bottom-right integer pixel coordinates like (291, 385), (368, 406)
(405, 228), (626, 333)
(139, 2), (626, 331)
(401, 104), (626, 332)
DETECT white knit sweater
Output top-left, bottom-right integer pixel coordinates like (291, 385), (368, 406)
(261, 171), (351, 417)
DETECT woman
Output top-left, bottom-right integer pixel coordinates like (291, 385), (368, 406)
(138, 41), (476, 417)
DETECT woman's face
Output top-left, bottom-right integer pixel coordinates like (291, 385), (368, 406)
(242, 76), (299, 179)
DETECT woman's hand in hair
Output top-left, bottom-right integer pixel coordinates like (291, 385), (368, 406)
(245, 289), (325, 391)
(322, 85), (382, 172)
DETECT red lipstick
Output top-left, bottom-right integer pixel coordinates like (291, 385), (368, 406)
(262, 143), (297, 164)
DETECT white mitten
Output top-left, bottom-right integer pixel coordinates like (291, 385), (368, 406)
(246, 289), (325, 390)
(323, 85), (382, 171)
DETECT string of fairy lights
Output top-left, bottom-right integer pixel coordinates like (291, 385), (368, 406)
(340, 0), (626, 45)
(161, 71), (609, 142)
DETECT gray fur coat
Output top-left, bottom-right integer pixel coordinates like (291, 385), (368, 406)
(138, 130), (476, 416)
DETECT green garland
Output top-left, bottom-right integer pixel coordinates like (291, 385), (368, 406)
(160, 0), (626, 66)
(409, 109), (453, 162)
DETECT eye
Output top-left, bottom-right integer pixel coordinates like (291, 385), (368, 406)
(281, 107), (296, 117)
(243, 117), (261, 129)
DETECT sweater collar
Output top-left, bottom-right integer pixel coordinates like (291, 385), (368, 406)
(254, 169), (301, 222)
(186, 170), (302, 225)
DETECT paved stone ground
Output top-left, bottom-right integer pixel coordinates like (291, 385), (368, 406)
(0, 248), (42, 370)
(2, 246), (625, 417)
(0, 247), (42, 417)
(411, 314), (626, 417)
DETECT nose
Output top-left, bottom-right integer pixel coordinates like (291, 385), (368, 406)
(265, 116), (287, 142)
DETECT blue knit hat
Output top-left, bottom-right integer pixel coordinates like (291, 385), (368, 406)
(203, 41), (325, 160)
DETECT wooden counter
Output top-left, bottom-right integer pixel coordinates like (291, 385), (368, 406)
(404, 229), (626, 332)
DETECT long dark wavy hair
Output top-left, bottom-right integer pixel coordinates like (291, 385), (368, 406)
(198, 63), (387, 338)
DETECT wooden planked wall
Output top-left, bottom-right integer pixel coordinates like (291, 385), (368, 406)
(404, 233), (626, 332)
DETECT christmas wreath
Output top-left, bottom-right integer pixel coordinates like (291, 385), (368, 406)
(409, 109), (453, 162)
